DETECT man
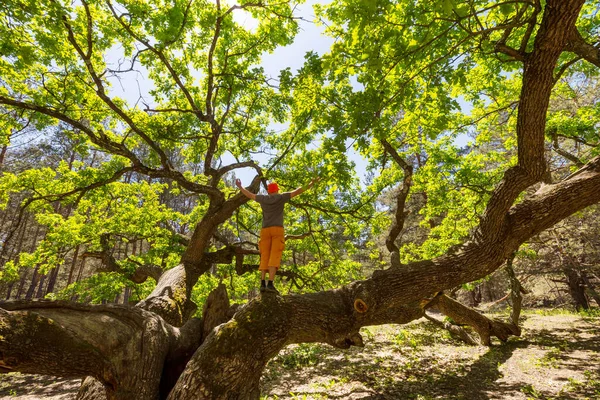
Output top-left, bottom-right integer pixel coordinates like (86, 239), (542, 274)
(235, 177), (319, 293)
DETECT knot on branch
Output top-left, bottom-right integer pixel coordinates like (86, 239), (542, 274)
(353, 298), (368, 314)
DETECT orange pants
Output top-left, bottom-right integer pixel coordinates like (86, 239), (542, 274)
(259, 226), (285, 271)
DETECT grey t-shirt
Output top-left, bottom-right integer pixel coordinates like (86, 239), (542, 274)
(255, 193), (291, 228)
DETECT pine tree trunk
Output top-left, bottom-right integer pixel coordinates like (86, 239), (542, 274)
(25, 266), (40, 300)
(35, 273), (47, 298)
(67, 245), (81, 287)
(45, 264), (61, 296)
(0, 144), (7, 167)
(5, 283), (14, 300)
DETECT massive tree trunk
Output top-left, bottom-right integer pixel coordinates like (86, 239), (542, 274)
(0, 285), (234, 400)
(0, 301), (174, 399)
(136, 176), (260, 327)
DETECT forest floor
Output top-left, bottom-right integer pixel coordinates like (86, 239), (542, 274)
(1, 309), (598, 400)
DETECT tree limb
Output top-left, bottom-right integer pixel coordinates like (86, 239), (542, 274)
(381, 138), (413, 254)
(565, 28), (600, 68)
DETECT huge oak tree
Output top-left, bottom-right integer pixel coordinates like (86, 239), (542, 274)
(1, 0), (599, 398)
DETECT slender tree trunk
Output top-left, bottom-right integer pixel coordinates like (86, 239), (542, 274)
(0, 205), (10, 233)
(67, 245), (81, 287)
(15, 218), (41, 299)
(505, 253), (524, 326)
(35, 273), (47, 298)
(25, 266), (40, 300)
(0, 144), (7, 167)
(123, 287), (131, 305)
(553, 233), (590, 310)
(71, 256), (87, 302)
(5, 283), (14, 299)
(76, 255), (86, 282)
(45, 265), (60, 296)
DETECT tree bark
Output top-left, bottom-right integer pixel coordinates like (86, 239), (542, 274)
(423, 312), (478, 346)
(65, 285), (233, 400)
(505, 254), (525, 326)
(67, 245), (81, 287)
(582, 272), (600, 306)
(0, 301), (175, 400)
(432, 294), (520, 346)
(563, 267), (589, 310)
(24, 266), (40, 300)
(35, 273), (46, 299)
(0, 144), (7, 167)
(45, 264), (61, 296)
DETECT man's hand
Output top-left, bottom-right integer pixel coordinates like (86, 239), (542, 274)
(236, 179), (256, 200)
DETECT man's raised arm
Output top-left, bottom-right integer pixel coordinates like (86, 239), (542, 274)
(236, 179), (257, 200)
(290, 177), (320, 198)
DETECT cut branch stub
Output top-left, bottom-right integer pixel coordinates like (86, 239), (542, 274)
(354, 298), (368, 313)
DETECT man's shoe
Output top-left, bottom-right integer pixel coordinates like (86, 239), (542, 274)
(260, 280), (266, 292)
(265, 281), (279, 294)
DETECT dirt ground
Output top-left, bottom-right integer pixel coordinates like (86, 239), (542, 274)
(1, 310), (598, 399)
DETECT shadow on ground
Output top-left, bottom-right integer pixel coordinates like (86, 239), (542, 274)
(0, 373), (79, 399)
(262, 314), (600, 400)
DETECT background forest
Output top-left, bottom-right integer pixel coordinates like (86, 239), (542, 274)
(0, 0), (599, 399)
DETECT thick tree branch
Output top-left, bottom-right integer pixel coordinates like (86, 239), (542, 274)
(214, 160), (262, 180)
(565, 28), (600, 68)
(381, 138), (413, 254)
(431, 294), (520, 346)
(423, 312), (478, 346)
(477, 0), (585, 242)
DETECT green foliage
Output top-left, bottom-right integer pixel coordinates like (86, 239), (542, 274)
(1, 0), (599, 309)
(276, 343), (323, 369)
(49, 272), (152, 304)
(0, 260), (19, 283)
(520, 383), (543, 399)
(391, 328), (422, 350)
